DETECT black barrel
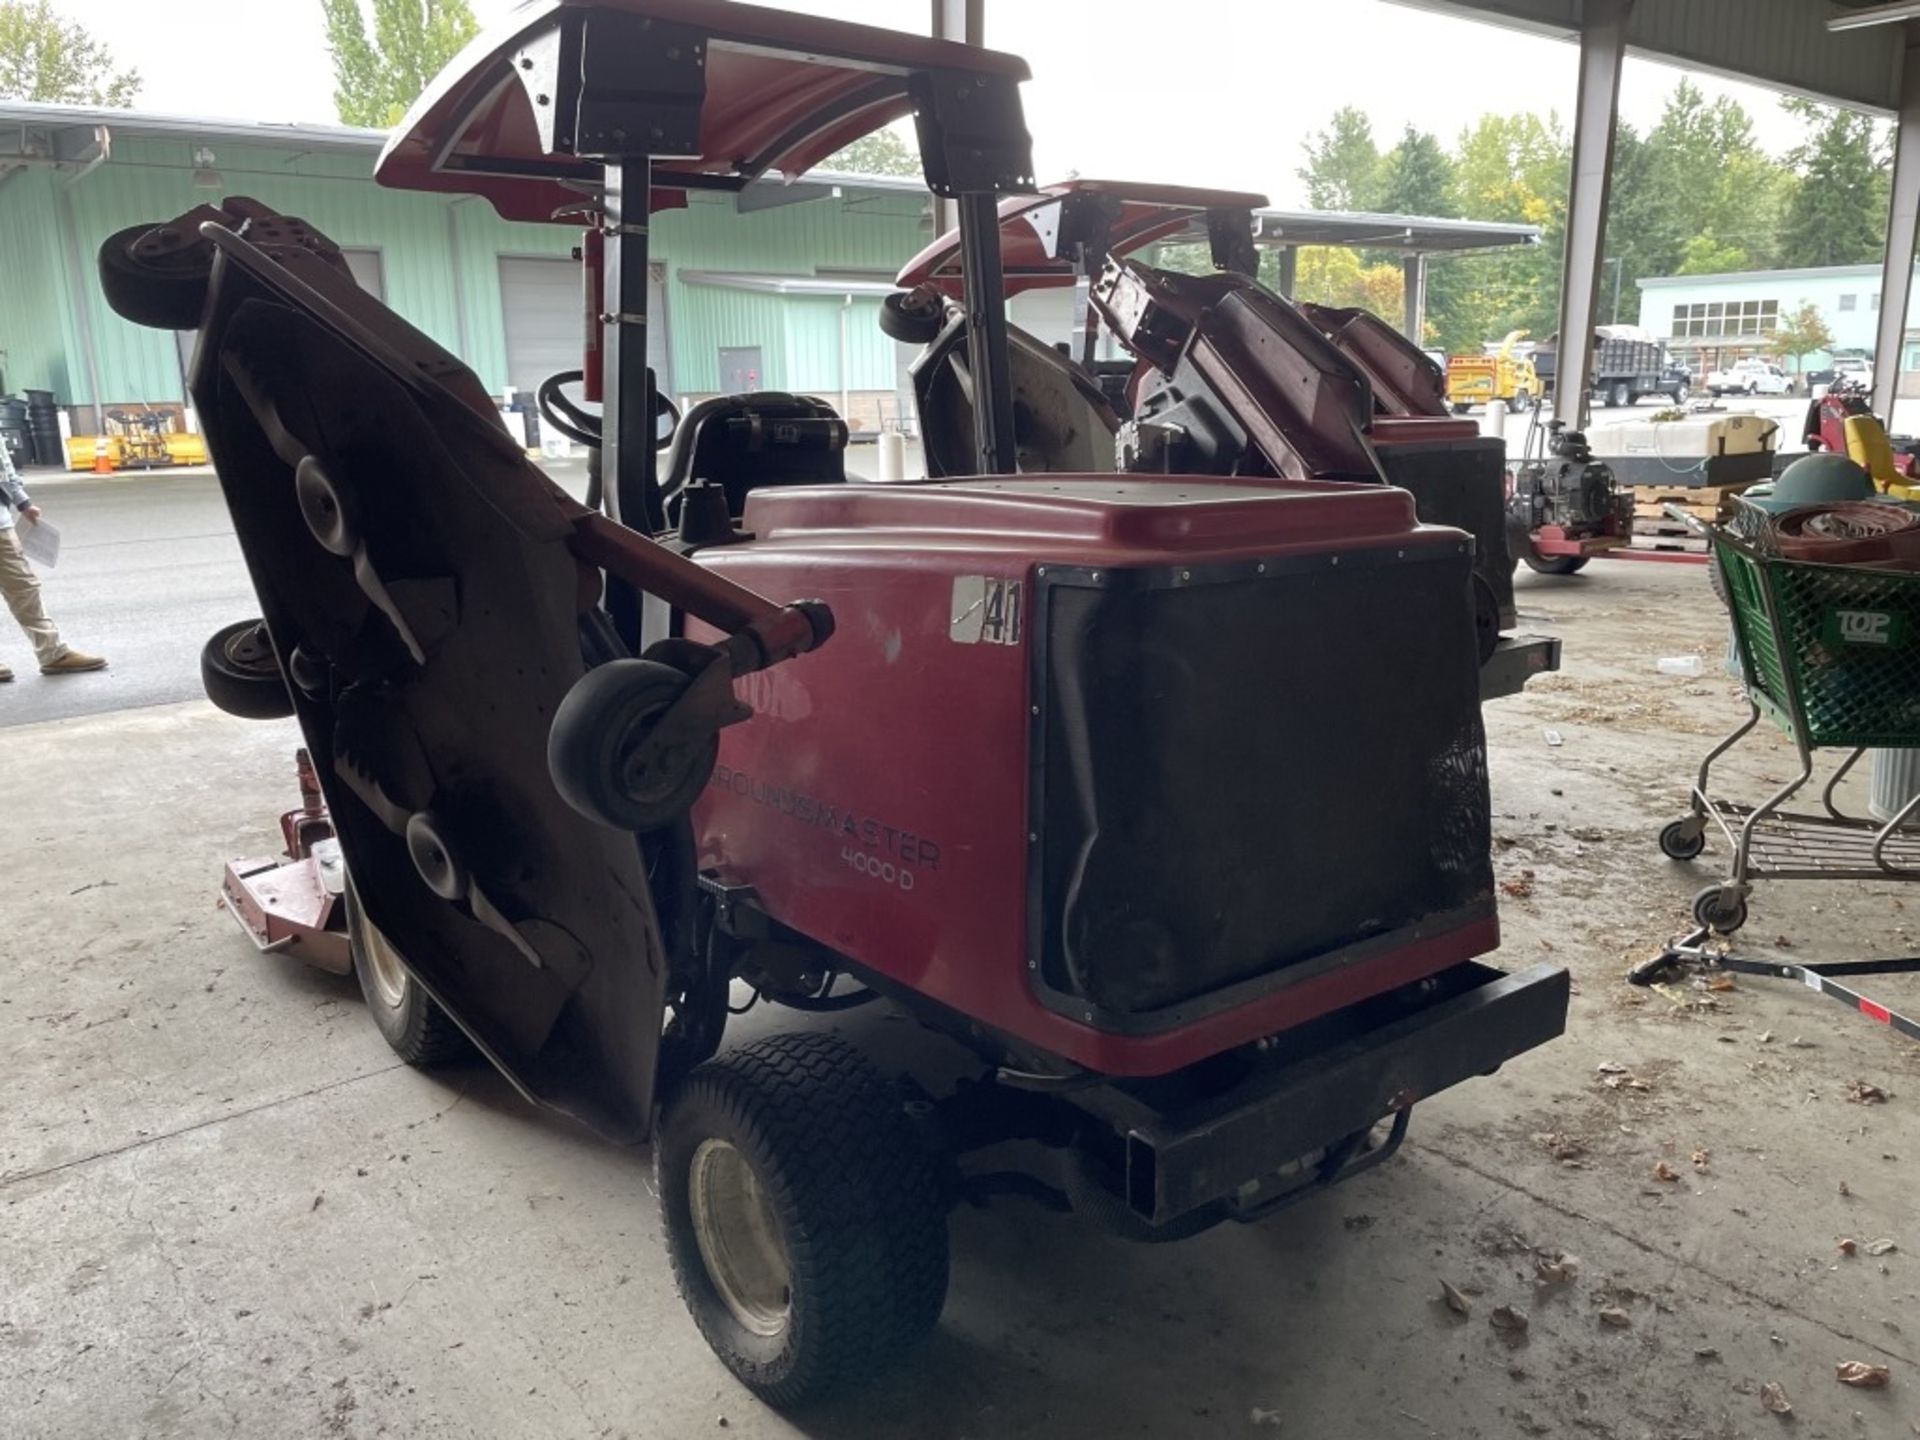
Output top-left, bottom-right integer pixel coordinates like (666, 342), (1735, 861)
(24, 389), (61, 467)
(0, 396), (29, 472)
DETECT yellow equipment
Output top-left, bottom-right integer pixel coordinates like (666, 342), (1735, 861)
(1844, 414), (1920, 501)
(1446, 330), (1540, 414)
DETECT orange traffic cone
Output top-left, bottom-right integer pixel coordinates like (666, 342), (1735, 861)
(92, 438), (112, 474)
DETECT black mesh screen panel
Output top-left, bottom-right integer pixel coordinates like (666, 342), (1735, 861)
(1036, 550), (1493, 1018)
(1376, 439), (1515, 625)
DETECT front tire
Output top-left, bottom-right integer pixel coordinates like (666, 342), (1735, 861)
(346, 878), (474, 1068)
(1608, 381), (1631, 409)
(657, 1032), (950, 1408)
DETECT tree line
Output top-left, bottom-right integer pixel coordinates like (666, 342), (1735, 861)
(1296, 82), (1891, 355)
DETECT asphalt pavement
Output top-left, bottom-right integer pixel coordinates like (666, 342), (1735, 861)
(0, 470), (252, 729)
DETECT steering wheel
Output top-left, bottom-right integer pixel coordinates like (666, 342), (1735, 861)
(538, 370), (679, 449)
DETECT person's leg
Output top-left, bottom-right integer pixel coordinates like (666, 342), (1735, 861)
(0, 527), (66, 667)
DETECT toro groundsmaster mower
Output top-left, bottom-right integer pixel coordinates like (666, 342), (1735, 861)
(100, 0), (1567, 1407)
(883, 178), (1561, 698)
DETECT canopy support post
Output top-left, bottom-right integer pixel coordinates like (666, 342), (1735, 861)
(1873, 21), (1920, 420)
(1553, 0), (1633, 429)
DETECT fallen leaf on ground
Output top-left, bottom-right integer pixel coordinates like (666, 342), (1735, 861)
(1841, 1239), (1859, 1256)
(1439, 1279), (1471, 1317)
(1250, 1408), (1284, 1428)
(1490, 1305), (1529, 1335)
(1761, 1381), (1793, 1415)
(1759, 1030), (1775, 1044)
(1596, 1061), (1629, 1075)
(1707, 974), (1737, 992)
(1692, 1149), (1710, 1170)
(1501, 872), (1536, 899)
(1868, 1239), (1899, 1257)
(1653, 1161), (1681, 1183)
(1835, 1361), (1891, 1389)
(1599, 1307), (1632, 1328)
(1534, 1132), (1587, 1161)
(1840, 1180), (1852, 1197)
(1694, 1346), (1720, 1360)
(1535, 1253), (1579, 1285)
(1849, 1080), (1890, 1104)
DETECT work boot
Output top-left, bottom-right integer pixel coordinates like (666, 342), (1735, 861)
(41, 651), (106, 675)
(0, 662), (12, 682)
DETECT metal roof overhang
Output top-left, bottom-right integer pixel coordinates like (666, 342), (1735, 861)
(1382, 1), (1907, 115)
(895, 179), (1539, 297)
(679, 269), (898, 296)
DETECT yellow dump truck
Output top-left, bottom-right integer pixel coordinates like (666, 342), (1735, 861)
(1446, 330), (1538, 414)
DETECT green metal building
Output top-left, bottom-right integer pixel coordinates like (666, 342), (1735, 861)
(0, 100), (930, 442)
(0, 101), (1538, 456)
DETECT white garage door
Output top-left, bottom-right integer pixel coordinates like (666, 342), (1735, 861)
(499, 256), (669, 397)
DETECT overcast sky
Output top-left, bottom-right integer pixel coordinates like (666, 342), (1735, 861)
(59, 0), (1826, 208)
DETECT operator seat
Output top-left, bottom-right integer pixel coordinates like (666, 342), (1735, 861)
(659, 392), (849, 523)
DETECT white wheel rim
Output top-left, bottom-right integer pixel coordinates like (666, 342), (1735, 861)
(688, 1138), (792, 1337)
(362, 918), (410, 1011)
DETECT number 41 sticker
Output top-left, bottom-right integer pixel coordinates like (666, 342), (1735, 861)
(950, 576), (1023, 646)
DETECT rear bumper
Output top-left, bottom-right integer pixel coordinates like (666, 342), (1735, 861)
(1068, 960), (1569, 1227)
(1481, 634), (1560, 700)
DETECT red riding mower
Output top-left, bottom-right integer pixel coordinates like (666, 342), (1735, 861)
(882, 178), (1561, 698)
(101, 0), (1567, 1406)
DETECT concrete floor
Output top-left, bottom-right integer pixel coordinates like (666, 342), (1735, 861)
(6, 558), (1920, 1438)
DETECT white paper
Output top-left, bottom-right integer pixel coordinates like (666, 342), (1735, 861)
(18, 517), (60, 568)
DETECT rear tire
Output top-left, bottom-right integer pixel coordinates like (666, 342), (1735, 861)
(1607, 381), (1631, 409)
(657, 1032), (950, 1408)
(346, 878), (474, 1068)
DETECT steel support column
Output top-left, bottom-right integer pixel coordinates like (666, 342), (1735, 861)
(930, 0), (985, 237)
(1401, 254), (1428, 343)
(1873, 22), (1920, 419)
(1274, 245), (1298, 300)
(1553, 0), (1634, 428)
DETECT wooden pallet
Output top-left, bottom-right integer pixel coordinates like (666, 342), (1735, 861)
(1629, 515), (1709, 553)
(1629, 481), (1756, 523)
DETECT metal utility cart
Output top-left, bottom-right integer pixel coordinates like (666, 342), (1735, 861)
(1641, 504), (1920, 1035)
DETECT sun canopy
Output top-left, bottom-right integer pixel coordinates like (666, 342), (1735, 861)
(895, 180), (1272, 296)
(377, 0), (1032, 223)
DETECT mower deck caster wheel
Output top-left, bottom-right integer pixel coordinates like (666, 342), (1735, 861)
(548, 658), (717, 832)
(1659, 819), (1707, 862)
(657, 1032), (950, 1408)
(878, 286), (945, 345)
(1692, 884), (1748, 936)
(1523, 552), (1590, 576)
(200, 619), (295, 720)
(97, 222), (214, 330)
(345, 877), (474, 1068)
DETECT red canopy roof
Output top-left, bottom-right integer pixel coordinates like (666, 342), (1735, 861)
(894, 179), (1271, 296)
(376, 0), (1031, 223)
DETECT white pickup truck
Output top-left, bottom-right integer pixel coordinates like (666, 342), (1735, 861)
(1706, 358), (1791, 397)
